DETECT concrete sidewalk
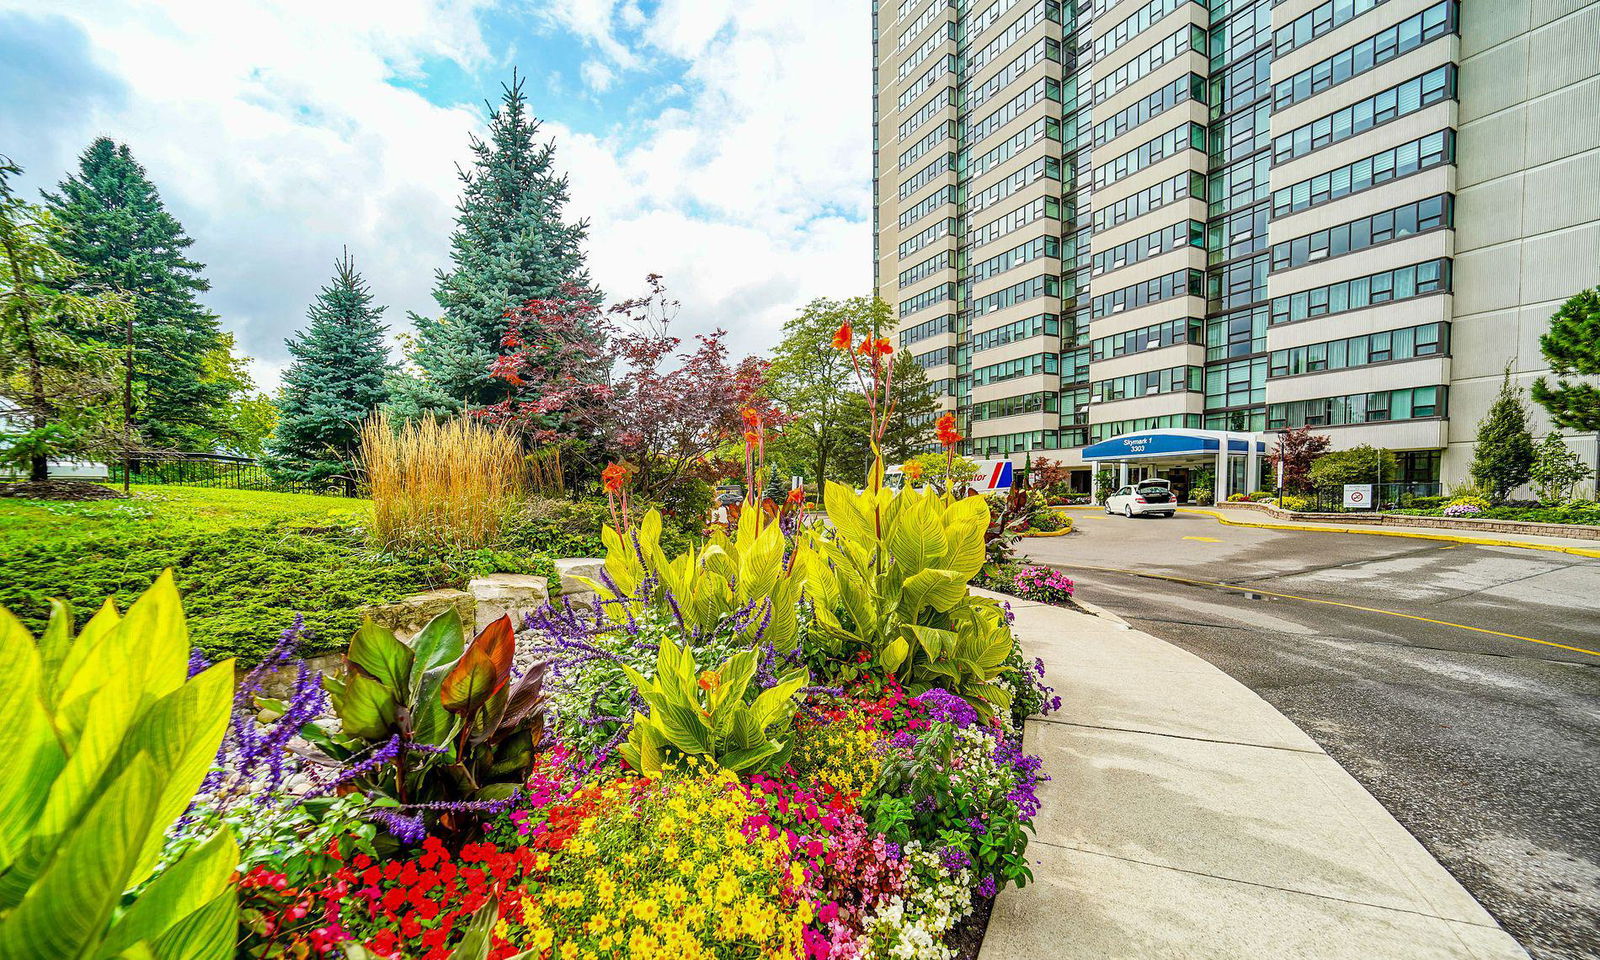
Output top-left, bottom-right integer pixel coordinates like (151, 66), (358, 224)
(1177, 507), (1600, 558)
(978, 593), (1530, 960)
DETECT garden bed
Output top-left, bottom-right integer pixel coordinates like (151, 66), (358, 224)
(1208, 500), (1600, 540)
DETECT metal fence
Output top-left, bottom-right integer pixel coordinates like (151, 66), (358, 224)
(1309, 482), (1443, 513)
(107, 452), (361, 497)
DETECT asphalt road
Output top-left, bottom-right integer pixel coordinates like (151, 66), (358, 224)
(1019, 512), (1600, 960)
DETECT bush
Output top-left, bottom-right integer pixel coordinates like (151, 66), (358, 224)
(1409, 495), (1447, 509)
(1247, 491), (1275, 502)
(1447, 494), (1492, 512)
(1443, 503), (1483, 518)
(1279, 494), (1314, 512)
(1227, 493), (1250, 502)
(1309, 445), (1399, 488)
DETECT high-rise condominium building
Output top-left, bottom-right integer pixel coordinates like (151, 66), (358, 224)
(871, 0), (1600, 497)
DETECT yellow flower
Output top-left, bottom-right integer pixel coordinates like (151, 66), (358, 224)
(559, 943), (578, 960)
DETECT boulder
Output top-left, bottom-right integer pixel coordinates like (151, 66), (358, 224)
(554, 557), (607, 595)
(468, 573), (550, 633)
(361, 588), (476, 640)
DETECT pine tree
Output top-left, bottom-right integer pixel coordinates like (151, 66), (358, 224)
(1470, 367), (1537, 502)
(1531, 286), (1600, 431)
(271, 250), (394, 488)
(879, 351), (939, 464)
(42, 138), (233, 449)
(402, 72), (598, 412)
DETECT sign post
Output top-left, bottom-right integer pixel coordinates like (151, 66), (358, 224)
(1343, 483), (1373, 510)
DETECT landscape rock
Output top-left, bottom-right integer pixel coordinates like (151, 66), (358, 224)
(361, 588), (476, 640)
(553, 557), (606, 595)
(468, 573), (550, 632)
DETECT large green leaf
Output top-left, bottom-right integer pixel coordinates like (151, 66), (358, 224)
(348, 620), (414, 694)
(148, 889), (237, 960)
(0, 755), (161, 960)
(331, 672), (399, 740)
(101, 828), (237, 956)
(886, 501), (947, 576)
(901, 568), (966, 615)
(0, 608), (60, 869)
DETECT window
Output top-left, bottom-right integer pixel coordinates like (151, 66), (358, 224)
(1272, 66), (1456, 163)
(898, 313), (957, 348)
(1275, 0), (1392, 57)
(1092, 171), (1205, 232)
(899, 250), (955, 290)
(899, 185), (957, 230)
(967, 155), (1061, 216)
(969, 195), (1062, 249)
(899, 282), (957, 319)
(1205, 305), (1267, 362)
(1272, 195), (1452, 270)
(965, 77), (1061, 150)
(1270, 260), (1451, 325)
(1089, 414), (1202, 444)
(897, 54), (956, 112)
(1093, 73), (1206, 148)
(966, 37), (1061, 113)
(964, 116), (1061, 180)
(1092, 268), (1204, 319)
(1090, 317), (1202, 360)
(971, 313), (1059, 353)
(969, 274), (1060, 317)
(1268, 386), (1447, 429)
(1272, 131), (1454, 216)
(899, 152), (956, 201)
(1273, 2), (1457, 110)
(971, 352), (1059, 386)
(899, 120), (955, 171)
(970, 391), (1060, 422)
(1204, 357), (1266, 408)
(1090, 365), (1202, 403)
(1093, 123), (1207, 190)
(1268, 322), (1449, 376)
(898, 217), (956, 259)
(1093, 25), (1206, 104)
(962, 0), (1060, 75)
(1093, 220), (1204, 276)
(898, 88), (956, 143)
(1093, 0), (1204, 60)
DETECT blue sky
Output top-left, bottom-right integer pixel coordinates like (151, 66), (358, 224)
(0, 0), (873, 390)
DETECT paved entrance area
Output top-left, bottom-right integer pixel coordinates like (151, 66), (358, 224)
(980, 595), (1528, 960)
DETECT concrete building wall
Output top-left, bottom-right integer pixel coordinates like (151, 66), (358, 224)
(1446, 0), (1600, 494)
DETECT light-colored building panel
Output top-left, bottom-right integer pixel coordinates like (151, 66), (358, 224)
(1090, 343), (1208, 382)
(1265, 356), (1451, 404)
(1267, 100), (1455, 188)
(1267, 230), (1454, 298)
(971, 373), (1059, 406)
(1267, 165), (1455, 243)
(1092, 242), (1207, 292)
(1264, 296), (1452, 350)
(1087, 391), (1206, 423)
(1088, 294), (1207, 336)
(1092, 197), (1209, 249)
(1292, 418), (1450, 451)
(1268, 38), (1458, 136)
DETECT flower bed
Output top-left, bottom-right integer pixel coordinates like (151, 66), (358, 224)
(0, 336), (1059, 960)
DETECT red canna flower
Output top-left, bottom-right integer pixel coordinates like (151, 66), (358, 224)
(935, 412), (962, 448)
(740, 407), (761, 429)
(601, 463), (630, 494)
(874, 338), (893, 357)
(830, 321), (853, 350)
(744, 430), (762, 446)
(785, 487), (805, 505)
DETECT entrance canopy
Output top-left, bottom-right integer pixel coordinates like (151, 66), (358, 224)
(1081, 428), (1270, 503)
(1082, 428), (1266, 462)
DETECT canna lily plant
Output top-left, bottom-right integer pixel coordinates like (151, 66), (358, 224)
(0, 572), (239, 960)
(297, 610), (549, 819)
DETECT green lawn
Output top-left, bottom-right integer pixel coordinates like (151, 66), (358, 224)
(1, 485), (454, 662)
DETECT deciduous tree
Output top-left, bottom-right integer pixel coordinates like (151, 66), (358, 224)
(1528, 431), (1592, 503)
(1267, 425), (1332, 494)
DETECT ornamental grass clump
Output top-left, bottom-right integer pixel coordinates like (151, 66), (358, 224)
(360, 411), (531, 554)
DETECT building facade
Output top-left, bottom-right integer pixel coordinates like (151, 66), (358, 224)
(871, 0), (1600, 495)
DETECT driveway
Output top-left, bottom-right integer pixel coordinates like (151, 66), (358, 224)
(1020, 512), (1600, 960)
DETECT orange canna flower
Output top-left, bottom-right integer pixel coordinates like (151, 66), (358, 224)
(935, 412), (962, 448)
(874, 338), (894, 357)
(785, 487), (805, 504)
(744, 430), (762, 446)
(857, 336), (875, 355)
(830, 321), (854, 350)
(740, 407), (761, 428)
(902, 461), (924, 481)
(601, 463), (631, 494)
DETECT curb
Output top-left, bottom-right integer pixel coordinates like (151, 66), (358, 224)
(1019, 526), (1073, 538)
(1179, 508), (1600, 560)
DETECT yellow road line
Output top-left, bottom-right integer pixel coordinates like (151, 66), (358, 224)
(1179, 508), (1600, 560)
(1062, 563), (1600, 659)
(1181, 536), (1221, 543)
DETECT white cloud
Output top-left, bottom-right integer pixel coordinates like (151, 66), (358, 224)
(580, 59), (616, 92)
(0, 0), (872, 391)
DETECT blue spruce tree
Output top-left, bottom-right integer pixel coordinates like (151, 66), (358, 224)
(271, 249), (394, 489)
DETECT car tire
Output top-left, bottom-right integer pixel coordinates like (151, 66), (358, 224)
(1124, 505), (1133, 518)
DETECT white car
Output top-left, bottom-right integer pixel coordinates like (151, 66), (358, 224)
(1105, 480), (1177, 518)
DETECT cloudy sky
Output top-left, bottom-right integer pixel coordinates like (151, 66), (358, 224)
(0, 0), (874, 391)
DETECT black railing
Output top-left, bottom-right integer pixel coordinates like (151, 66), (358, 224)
(1310, 481), (1442, 513)
(107, 452), (361, 497)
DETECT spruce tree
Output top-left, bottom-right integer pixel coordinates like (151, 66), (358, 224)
(1470, 367), (1537, 502)
(879, 351), (939, 464)
(1531, 286), (1600, 431)
(42, 138), (232, 449)
(271, 250), (394, 487)
(399, 72), (598, 414)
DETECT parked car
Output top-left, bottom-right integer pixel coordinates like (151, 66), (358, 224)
(1105, 479), (1177, 518)
(716, 489), (744, 506)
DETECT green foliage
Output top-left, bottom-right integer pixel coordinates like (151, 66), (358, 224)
(302, 610), (550, 808)
(1531, 286), (1600, 432)
(585, 508), (807, 652)
(1308, 444), (1399, 489)
(870, 351), (940, 466)
(270, 249), (394, 486)
(0, 573), (239, 959)
(1279, 494), (1315, 512)
(766, 296), (883, 485)
(43, 137), (238, 450)
(907, 450), (979, 495)
(618, 637), (808, 776)
(0, 487), (452, 661)
(1447, 494), (1492, 511)
(804, 469), (1015, 721)
(405, 73), (599, 412)
(1093, 468), (1117, 503)
(1470, 368), (1537, 502)
(1528, 431), (1593, 503)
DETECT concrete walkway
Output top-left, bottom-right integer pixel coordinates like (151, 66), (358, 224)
(978, 592), (1530, 960)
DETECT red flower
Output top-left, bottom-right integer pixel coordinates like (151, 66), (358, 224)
(935, 412), (962, 448)
(740, 407), (761, 428)
(785, 487), (804, 505)
(744, 430), (762, 446)
(601, 463), (630, 494)
(902, 461), (924, 481)
(874, 338), (893, 357)
(856, 336), (874, 356)
(830, 321), (853, 350)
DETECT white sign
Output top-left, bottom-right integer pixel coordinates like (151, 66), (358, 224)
(1343, 483), (1373, 509)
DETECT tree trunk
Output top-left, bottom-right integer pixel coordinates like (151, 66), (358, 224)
(30, 453), (47, 482)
